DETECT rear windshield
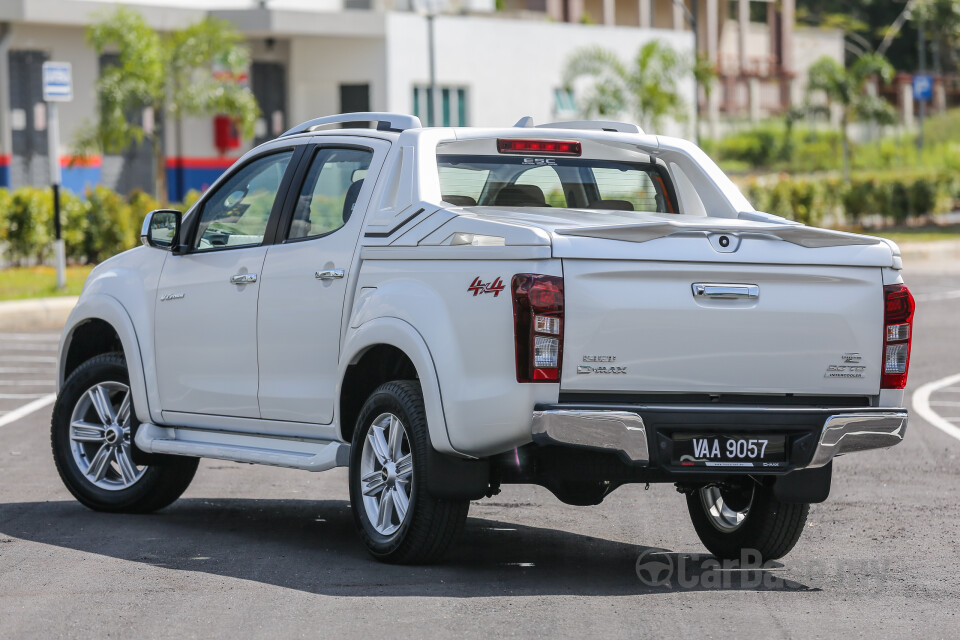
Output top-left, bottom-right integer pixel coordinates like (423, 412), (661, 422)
(437, 154), (677, 213)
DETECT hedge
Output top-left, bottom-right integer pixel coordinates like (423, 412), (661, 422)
(0, 172), (954, 266)
(737, 171), (958, 228)
(0, 187), (199, 265)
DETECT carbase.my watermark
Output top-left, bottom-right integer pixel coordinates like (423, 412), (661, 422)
(635, 549), (892, 590)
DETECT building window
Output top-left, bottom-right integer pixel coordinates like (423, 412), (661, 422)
(554, 88), (576, 117)
(412, 85), (468, 127)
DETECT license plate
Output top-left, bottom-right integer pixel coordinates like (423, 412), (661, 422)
(671, 434), (787, 468)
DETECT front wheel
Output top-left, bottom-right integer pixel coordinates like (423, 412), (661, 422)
(348, 380), (468, 564)
(685, 480), (809, 561)
(51, 352), (199, 513)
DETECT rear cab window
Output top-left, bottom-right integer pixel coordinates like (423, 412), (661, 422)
(437, 146), (677, 214)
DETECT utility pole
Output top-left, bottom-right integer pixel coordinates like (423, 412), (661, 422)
(671, 0), (700, 144)
(427, 11), (437, 127)
(917, 19), (926, 151)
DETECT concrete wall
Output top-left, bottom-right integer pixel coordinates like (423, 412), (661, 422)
(384, 12), (695, 136)
(288, 35), (387, 124)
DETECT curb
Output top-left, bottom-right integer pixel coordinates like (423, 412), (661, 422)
(0, 296), (78, 332)
(899, 240), (960, 272)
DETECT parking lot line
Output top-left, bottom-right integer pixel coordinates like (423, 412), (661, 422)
(912, 373), (960, 443)
(0, 332), (60, 341)
(0, 393), (56, 429)
(913, 290), (960, 303)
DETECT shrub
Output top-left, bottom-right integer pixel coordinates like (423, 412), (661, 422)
(6, 187), (53, 264)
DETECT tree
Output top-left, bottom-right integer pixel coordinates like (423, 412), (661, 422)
(562, 41), (688, 133)
(914, 0), (960, 74)
(805, 53), (896, 181)
(75, 8), (259, 203)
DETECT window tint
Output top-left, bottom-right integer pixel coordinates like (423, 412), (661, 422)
(439, 165), (488, 204)
(287, 147), (373, 240)
(592, 167), (663, 212)
(514, 165), (565, 207)
(194, 151), (293, 251)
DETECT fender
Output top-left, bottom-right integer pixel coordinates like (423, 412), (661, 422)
(337, 317), (461, 457)
(59, 294), (157, 425)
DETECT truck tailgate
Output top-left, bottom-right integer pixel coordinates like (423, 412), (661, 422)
(561, 260), (883, 397)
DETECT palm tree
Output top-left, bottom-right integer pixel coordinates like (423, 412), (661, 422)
(805, 53), (896, 181)
(562, 41), (688, 133)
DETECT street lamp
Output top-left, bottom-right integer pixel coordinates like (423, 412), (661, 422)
(416, 0), (442, 126)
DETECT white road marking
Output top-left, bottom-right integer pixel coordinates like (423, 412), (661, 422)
(0, 393), (56, 428)
(0, 333), (60, 341)
(0, 343), (60, 351)
(912, 373), (960, 443)
(0, 393), (53, 399)
(1, 356), (56, 363)
(913, 290), (960, 303)
(0, 368), (52, 374)
(0, 380), (54, 386)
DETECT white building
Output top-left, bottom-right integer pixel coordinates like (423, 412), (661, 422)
(0, 0), (838, 199)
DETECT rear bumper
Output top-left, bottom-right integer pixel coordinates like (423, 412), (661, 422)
(531, 404), (907, 473)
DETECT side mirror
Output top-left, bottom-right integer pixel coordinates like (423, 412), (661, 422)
(141, 209), (182, 251)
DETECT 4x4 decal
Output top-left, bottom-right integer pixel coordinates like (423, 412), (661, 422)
(468, 277), (505, 297)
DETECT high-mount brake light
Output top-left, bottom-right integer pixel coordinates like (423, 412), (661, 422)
(881, 283), (915, 389)
(512, 274), (564, 382)
(497, 139), (582, 156)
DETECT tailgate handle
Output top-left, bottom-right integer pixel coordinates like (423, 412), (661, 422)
(692, 283), (759, 299)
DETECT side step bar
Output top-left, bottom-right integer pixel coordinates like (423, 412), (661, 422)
(134, 423), (350, 472)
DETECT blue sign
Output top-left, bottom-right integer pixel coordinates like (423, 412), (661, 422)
(42, 62), (73, 102)
(913, 74), (933, 102)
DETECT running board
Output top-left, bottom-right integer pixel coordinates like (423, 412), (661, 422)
(134, 423), (349, 472)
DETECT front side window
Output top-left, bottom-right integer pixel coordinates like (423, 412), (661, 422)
(287, 147), (373, 241)
(193, 151), (293, 251)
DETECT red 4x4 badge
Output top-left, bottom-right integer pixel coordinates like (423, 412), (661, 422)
(468, 276), (505, 297)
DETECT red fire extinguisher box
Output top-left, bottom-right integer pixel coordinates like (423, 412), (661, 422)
(214, 115), (241, 154)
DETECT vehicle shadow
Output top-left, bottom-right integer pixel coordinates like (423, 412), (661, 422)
(0, 498), (814, 596)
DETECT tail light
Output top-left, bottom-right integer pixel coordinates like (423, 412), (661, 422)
(512, 274), (564, 382)
(497, 139), (582, 156)
(881, 284), (915, 389)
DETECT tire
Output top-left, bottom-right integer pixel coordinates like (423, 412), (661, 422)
(348, 380), (469, 564)
(685, 481), (809, 562)
(51, 352), (199, 513)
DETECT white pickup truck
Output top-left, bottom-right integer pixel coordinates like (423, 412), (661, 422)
(51, 113), (913, 564)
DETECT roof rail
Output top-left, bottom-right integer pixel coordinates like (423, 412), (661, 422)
(537, 120), (644, 135)
(280, 112), (422, 137)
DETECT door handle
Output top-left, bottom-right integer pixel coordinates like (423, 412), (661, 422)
(230, 273), (258, 285)
(315, 269), (345, 280)
(692, 283), (759, 299)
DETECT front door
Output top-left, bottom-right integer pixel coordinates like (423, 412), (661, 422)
(155, 149), (296, 418)
(257, 140), (387, 424)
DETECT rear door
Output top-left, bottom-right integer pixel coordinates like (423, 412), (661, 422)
(256, 137), (389, 424)
(154, 147), (300, 418)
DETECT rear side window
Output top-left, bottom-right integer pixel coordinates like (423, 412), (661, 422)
(287, 147), (373, 241)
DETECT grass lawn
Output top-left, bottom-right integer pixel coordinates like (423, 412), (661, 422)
(0, 265), (94, 301)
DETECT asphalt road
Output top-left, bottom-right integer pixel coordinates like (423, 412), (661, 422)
(0, 267), (958, 639)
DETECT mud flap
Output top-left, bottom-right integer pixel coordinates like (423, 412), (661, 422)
(425, 447), (490, 500)
(773, 461), (832, 503)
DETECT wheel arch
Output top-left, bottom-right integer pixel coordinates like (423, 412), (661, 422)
(338, 317), (460, 456)
(59, 295), (153, 424)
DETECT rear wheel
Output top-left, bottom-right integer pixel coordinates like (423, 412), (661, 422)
(685, 480), (809, 561)
(349, 380), (468, 564)
(51, 352), (198, 513)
